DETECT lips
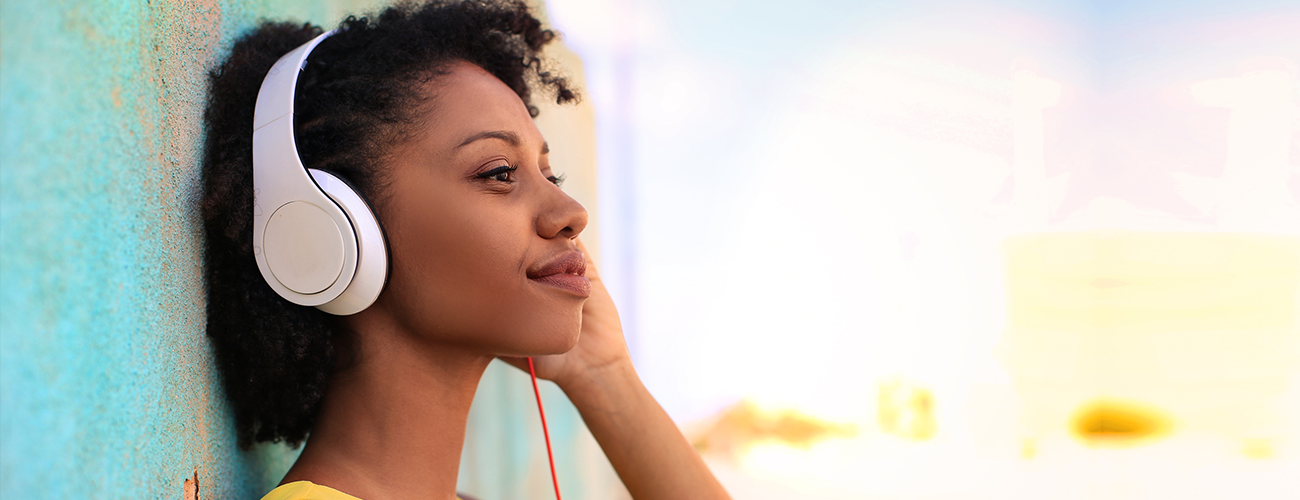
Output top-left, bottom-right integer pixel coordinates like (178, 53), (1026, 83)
(527, 250), (590, 297)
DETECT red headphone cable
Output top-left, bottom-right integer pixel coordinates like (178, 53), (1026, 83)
(527, 357), (562, 500)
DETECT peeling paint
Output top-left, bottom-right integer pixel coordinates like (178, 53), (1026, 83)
(184, 467), (201, 500)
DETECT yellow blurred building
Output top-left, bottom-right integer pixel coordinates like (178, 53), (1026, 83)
(999, 231), (1300, 452)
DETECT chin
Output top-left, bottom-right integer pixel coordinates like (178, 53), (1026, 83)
(521, 303), (583, 355)
(553, 327), (581, 354)
(530, 324), (581, 356)
(497, 316), (580, 357)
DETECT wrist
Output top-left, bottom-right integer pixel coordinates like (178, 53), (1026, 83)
(556, 356), (640, 406)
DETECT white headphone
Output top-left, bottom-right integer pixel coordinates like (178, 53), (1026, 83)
(252, 31), (388, 316)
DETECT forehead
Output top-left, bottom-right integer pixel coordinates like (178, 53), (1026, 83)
(421, 61), (540, 150)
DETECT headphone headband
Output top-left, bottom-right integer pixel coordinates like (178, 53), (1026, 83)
(253, 30), (336, 130)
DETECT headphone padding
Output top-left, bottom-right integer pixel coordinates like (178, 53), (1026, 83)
(309, 169), (389, 315)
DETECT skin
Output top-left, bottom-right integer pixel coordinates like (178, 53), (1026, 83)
(281, 61), (731, 500)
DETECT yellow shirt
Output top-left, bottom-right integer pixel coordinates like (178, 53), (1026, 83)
(260, 481), (464, 500)
(260, 482), (361, 500)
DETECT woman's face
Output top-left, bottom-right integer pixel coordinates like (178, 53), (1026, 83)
(361, 61), (589, 356)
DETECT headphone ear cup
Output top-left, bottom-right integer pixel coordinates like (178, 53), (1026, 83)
(309, 169), (389, 315)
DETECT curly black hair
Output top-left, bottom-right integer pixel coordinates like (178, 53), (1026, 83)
(201, 0), (578, 449)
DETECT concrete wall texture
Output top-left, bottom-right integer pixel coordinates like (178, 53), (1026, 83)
(0, 1), (620, 498)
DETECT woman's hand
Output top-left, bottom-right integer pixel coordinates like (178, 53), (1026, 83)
(500, 237), (632, 391)
(500, 239), (732, 500)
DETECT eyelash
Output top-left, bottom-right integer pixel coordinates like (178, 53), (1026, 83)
(477, 164), (518, 183)
(477, 164), (566, 187)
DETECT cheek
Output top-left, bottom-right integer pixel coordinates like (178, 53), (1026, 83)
(382, 189), (579, 353)
(390, 195), (525, 325)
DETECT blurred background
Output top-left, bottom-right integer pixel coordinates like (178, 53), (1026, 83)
(548, 0), (1300, 498)
(2, 0), (1298, 499)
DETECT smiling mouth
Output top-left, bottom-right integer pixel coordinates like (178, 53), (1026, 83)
(528, 251), (590, 297)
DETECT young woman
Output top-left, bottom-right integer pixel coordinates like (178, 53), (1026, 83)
(200, 1), (730, 499)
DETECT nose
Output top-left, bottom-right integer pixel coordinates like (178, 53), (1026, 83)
(535, 181), (588, 241)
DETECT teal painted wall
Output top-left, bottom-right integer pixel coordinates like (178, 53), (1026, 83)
(1, 0), (622, 497)
(0, 0), (383, 497)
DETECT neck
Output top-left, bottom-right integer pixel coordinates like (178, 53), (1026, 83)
(283, 315), (493, 500)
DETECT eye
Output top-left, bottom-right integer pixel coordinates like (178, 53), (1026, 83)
(547, 173), (566, 187)
(477, 164), (518, 183)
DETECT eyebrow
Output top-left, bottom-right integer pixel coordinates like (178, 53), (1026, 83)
(455, 130), (551, 156)
(456, 130), (520, 149)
